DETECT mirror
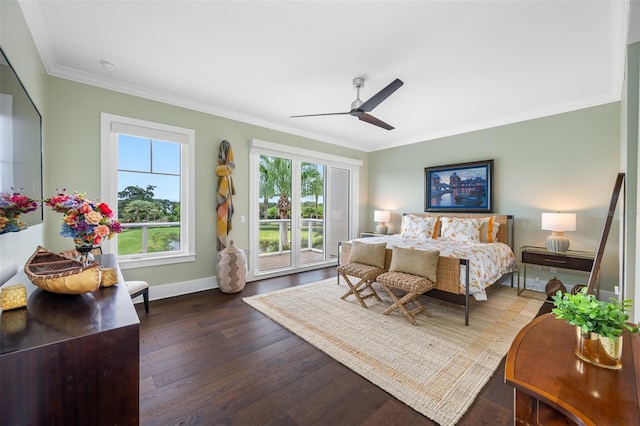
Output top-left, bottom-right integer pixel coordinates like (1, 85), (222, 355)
(0, 46), (43, 228)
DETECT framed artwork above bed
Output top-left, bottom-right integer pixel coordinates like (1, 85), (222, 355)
(424, 159), (493, 213)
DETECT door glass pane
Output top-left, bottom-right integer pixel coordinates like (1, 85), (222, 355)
(328, 168), (349, 260)
(300, 162), (325, 265)
(258, 155), (291, 271)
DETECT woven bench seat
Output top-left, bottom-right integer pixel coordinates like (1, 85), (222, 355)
(337, 240), (387, 308)
(376, 271), (437, 325)
(337, 262), (384, 308)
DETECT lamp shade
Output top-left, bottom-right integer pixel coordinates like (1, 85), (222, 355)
(374, 210), (390, 223)
(541, 213), (576, 232)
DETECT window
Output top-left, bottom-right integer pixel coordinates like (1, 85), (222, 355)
(101, 113), (195, 269)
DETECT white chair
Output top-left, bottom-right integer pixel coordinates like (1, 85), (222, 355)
(126, 280), (149, 314)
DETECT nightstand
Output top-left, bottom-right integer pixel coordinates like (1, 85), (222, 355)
(359, 232), (387, 238)
(518, 246), (596, 295)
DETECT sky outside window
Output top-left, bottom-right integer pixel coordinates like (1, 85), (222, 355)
(118, 135), (180, 202)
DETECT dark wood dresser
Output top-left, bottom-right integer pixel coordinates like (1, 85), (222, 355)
(0, 254), (140, 425)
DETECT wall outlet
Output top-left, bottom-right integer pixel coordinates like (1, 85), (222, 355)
(525, 277), (544, 293)
(532, 277), (540, 290)
(549, 267), (557, 273)
(615, 286), (620, 295)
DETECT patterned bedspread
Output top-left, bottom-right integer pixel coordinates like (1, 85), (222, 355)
(353, 235), (516, 301)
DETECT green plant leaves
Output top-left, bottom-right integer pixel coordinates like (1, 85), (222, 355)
(551, 288), (639, 340)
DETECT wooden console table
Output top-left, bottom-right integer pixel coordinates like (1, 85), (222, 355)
(505, 313), (640, 425)
(0, 254), (140, 425)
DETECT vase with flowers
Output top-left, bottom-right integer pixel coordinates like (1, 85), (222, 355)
(0, 189), (39, 234)
(44, 190), (121, 265)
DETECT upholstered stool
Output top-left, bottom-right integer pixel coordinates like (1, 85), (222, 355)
(126, 280), (149, 314)
(376, 246), (440, 325)
(376, 271), (436, 325)
(337, 262), (384, 308)
(337, 240), (388, 308)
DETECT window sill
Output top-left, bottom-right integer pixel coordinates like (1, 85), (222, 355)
(117, 253), (196, 270)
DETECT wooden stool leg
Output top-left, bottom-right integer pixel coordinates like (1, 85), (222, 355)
(402, 293), (431, 319)
(381, 285), (430, 326)
(363, 280), (382, 302)
(340, 274), (368, 308)
(381, 284), (401, 310)
(339, 274), (381, 308)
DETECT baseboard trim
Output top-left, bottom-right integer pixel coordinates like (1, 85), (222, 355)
(131, 276), (218, 304)
(520, 277), (615, 301)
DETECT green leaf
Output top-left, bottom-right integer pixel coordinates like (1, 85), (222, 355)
(552, 288), (638, 337)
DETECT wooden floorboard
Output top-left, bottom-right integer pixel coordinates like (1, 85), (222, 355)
(137, 267), (550, 425)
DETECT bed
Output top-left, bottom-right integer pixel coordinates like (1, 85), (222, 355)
(338, 213), (516, 325)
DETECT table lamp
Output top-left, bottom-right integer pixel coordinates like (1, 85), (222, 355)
(541, 212), (576, 253)
(374, 210), (390, 235)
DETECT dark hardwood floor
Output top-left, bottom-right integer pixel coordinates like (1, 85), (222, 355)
(137, 267), (551, 425)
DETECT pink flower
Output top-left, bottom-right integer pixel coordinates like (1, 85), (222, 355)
(85, 210), (103, 225)
(95, 224), (110, 237)
(79, 202), (92, 214)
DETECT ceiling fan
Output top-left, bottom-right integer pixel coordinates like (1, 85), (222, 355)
(290, 77), (404, 130)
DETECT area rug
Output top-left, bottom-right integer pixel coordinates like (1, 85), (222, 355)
(243, 278), (545, 426)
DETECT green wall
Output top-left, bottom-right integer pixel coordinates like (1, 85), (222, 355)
(368, 103), (622, 291)
(43, 77), (367, 285)
(0, 0), (629, 299)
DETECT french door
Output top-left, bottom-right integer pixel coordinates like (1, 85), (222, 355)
(249, 139), (360, 279)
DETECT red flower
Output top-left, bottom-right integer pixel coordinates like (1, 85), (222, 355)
(98, 202), (113, 216)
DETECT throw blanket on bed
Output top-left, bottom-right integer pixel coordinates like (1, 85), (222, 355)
(354, 235), (516, 300)
(216, 140), (236, 250)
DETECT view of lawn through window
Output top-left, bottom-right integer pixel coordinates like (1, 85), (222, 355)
(117, 135), (181, 255)
(258, 155), (324, 256)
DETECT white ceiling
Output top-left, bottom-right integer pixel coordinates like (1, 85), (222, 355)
(19, 0), (628, 152)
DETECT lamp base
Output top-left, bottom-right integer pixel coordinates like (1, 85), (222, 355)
(376, 223), (388, 235)
(546, 231), (570, 253)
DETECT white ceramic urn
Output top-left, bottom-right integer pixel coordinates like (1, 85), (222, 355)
(216, 240), (247, 293)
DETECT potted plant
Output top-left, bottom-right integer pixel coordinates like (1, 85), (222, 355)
(552, 288), (638, 370)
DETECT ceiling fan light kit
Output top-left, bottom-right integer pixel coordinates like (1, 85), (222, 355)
(291, 77), (404, 130)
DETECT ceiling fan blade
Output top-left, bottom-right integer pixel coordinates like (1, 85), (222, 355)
(359, 78), (404, 113)
(358, 113), (394, 130)
(290, 112), (350, 118)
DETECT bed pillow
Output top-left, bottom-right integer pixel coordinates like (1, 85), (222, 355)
(432, 216), (442, 238)
(348, 240), (387, 269)
(389, 247), (439, 281)
(479, 216), (500, 243)
(400, 215), (438, 239)
(439, 217), (483, 243)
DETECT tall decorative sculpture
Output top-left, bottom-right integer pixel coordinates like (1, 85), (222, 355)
(216, 140), (235, 250)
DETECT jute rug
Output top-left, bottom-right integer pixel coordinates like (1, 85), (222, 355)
(243, 278), (545, 426)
